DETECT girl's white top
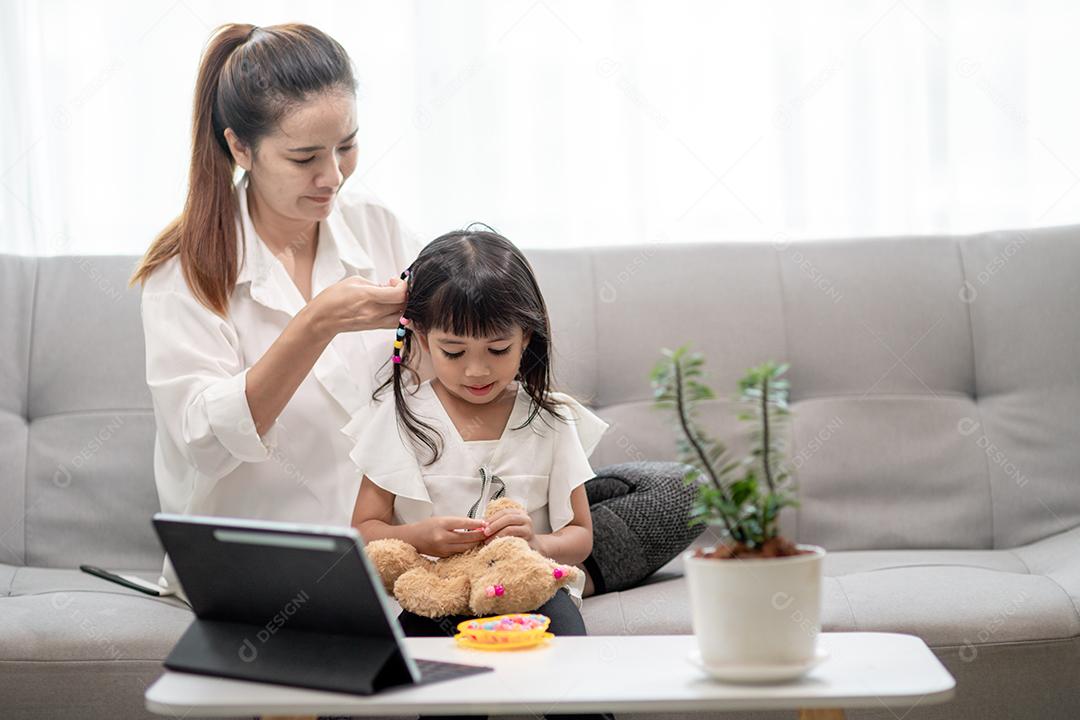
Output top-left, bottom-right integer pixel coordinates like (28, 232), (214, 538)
(141, 174), (419, 596)
(342, 380), (609, 606)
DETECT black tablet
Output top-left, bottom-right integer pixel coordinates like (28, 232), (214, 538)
(152, 513), (490, 695)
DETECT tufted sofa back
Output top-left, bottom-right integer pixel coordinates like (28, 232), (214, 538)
(1, 227), (1077, 568)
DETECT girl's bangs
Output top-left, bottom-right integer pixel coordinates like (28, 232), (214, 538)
(426, 281), (522, 339)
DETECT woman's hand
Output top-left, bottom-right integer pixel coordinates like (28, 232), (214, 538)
(245, 276), (408, 436)
(305, 275), (407, 340)
(413, 516), (488, 558)
(482, 508), (538, 550)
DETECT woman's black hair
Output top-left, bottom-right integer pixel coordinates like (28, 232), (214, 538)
(373, 225), (565, 465)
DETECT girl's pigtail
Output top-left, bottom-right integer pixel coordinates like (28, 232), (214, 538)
(374, 266), (443, 465)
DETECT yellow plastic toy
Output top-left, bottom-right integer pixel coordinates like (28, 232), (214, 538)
(454, 613), (554, 651)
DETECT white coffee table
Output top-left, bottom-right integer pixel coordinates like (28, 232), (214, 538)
(145, 632), (955, 720)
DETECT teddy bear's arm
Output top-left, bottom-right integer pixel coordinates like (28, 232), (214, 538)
(364, 538), (427, 593)
(394, 568), (472, 619)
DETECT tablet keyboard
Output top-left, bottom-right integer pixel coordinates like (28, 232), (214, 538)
(414, 658), (493, 685)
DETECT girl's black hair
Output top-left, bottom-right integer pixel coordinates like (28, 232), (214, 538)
(373, 225), (565, 465)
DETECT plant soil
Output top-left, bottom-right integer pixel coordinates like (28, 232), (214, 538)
(694, 535), (812, 560)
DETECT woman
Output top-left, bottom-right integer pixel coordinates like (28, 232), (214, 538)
(133, 22), (700, 599)
(131, 23), (413, 594)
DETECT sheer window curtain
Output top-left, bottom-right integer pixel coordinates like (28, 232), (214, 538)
(3, 0), (1080, 255)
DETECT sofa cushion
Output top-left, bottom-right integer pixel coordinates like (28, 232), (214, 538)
(3, 230), (1079, 569)
(0, 255), (161, 571)
(0, 255), (34, 567)
(558, 229), (1080, 552)
(580, 525), (1080, 647)
(0, 567), (189, 663)
(960, 229), (1080, 547)
(0, 563), (17, 596)
(833, 565), (1078, 646)
(8, 527), (1078, 658)
(583, 573), (860, 638)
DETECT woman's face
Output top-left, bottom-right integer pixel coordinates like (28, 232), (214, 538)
(228, 91), (358, 222)
(417, 326), (532, 405)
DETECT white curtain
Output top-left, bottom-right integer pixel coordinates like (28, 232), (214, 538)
(3, 0), (1080, 255)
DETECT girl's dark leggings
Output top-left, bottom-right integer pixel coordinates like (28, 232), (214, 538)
(397, 586), (586, 637)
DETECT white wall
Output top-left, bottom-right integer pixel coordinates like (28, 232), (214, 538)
(3, 0), (1080, 255)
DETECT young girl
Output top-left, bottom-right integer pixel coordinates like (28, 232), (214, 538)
(344, 227), (606, 637)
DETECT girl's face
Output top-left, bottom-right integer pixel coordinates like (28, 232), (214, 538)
(417, 326), (532, 405)
(226, 91), (359, 223)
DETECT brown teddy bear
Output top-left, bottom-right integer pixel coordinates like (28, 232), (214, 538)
(365, 498), (581, 618)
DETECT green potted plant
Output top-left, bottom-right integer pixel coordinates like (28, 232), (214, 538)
(652, 347), (825, 682)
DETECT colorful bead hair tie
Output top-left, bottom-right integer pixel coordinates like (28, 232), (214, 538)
(392, 268), (412, 365)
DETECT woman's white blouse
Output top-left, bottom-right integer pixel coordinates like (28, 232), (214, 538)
(342, 380), (609, 604)
(141, 175), (419, 592)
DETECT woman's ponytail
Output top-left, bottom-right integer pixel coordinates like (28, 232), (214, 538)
(131, 24), (252, 315)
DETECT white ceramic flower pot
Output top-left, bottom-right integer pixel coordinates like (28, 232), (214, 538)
(684, 544), (825, 681)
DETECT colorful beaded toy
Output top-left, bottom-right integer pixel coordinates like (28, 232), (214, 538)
(454, 613), (554, 651)
(392, 268), (411, 365)
(462, 613), (548, 633)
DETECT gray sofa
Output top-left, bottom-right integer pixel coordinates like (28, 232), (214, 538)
(1, 227), (1078, 719)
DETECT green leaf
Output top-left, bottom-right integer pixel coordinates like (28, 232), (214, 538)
(653, 349), (799, 544)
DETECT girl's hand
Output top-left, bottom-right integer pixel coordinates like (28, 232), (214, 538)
(305, 276), (407, 340)
(414, 516), (488, 558)
(482, 508), (537, 549)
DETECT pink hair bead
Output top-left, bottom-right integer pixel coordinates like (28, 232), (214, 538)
(552, 567), (564, 579)
(485, 585), (496, 598)
(494, 584), (505, 596)
(399, 316), (409, 325)
(392, 356), (402, 364)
